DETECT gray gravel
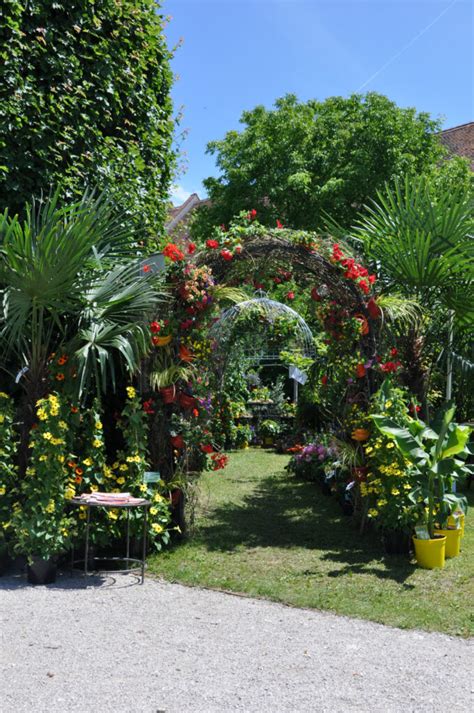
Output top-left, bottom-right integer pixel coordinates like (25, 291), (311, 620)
(1, 572), (473, 713)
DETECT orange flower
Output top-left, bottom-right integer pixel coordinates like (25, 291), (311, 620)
(68, 461), (76, 469)
(351, 428), (370, 442)
(354, 314), (369, 336)
(56, 372), (65, 381)
(75, 467), (84, 476)
(70, 406), (79, 414)
(75, 475), (83, 484)
(57, 355), (68, 365)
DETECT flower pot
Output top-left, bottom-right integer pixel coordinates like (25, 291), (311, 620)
(179, 393), (197, 410)
(263, 436), (274, 446)
(160, 386), (177, 404)
(448, 513), (465, 537)
(154, 334), (172, 347)
(382, 529), (411, 556)
(27, 557), (57, 585)
(412, 535), (446, 569)
(170, 488), (182, 507)
(437, 528), (462, 558)
(0, 550), (12, 576)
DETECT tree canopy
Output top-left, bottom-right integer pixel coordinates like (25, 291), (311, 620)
(0, 0), (175, 236)
(193, 93), (446, 236)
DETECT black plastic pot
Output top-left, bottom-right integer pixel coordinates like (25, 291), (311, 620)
(27, 557), (57, 585)
(0, 550), (12, 576)
(382, 530), (411, 556)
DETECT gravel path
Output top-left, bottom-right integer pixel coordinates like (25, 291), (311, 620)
(1, 572), (473, 713)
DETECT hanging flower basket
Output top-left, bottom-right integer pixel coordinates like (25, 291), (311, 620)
(154, 334), (172, 347)
(179, 392), (197, 410)
(160, 386), (178, 404)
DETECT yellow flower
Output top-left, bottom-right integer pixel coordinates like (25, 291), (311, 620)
(365, 446), (373, 454)
(90, 484), (99, 493)
(126, 387), (136, 399)
(153, 494), (164, 503)
(39, 455), (47, 462)
(45, 500), (55, 514)
(117, 477), (125, 485)
(385, 400), (392, 408)
(119, 464), (128, 472)
(79, 512), (87, 519)
(26, 467), (35, 476)
(139, 484), (147, 493)
(95, 421), (103, 430)
(42, 432), (52, 441)
(391, 488), (400, 496)
(368, 508), (378, 518)
(151, 523), (163, 534)
(57, 455), (65, 463)
(108, 510), (119, 520)
(37, 409), (47, 421)
(83, 458), (93, 467)
(65, 487), (76, 499)
(386, 442), (394, 449)
(59, 420), (67, 430)
(92, 439), (102, 449)
(0, 486), (6, 496)
(150, 507), (158, 515)
(0, 392), (9, 399)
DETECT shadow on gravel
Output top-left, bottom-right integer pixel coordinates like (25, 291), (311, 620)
(196, 470), (418, 585)
(0, 572), (143, 590)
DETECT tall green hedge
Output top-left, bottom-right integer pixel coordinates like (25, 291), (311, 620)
(0, 0), (175, 236)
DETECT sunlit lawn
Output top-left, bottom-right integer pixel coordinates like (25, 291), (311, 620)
(148, 449), (474, 637)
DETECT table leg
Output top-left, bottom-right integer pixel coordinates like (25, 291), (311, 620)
(141, 506), (147, 584)
(84, 507), (91, 577)
(126, 508), (130, 565)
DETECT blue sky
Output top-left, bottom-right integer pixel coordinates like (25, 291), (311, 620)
(161, 0), (473, 205)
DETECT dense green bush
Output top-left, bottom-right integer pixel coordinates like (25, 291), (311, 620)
(0, 0), (175, 236)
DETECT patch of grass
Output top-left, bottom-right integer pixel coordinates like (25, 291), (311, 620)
(148, 449), (474, 637)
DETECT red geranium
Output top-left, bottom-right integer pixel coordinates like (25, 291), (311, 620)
(163, 243), (185, 262)
(200, 443), (214, 454)
(187, 242), (196, 254)
(143, 399), (154, 415)
(380, 360), (401, 373)
(355, 364), (366, 379)
(150, 321), (161, 334)
(206, 239), (219, 249)
(286, 291), (295, 300)
(220, 248), (233, 261)
(247, 209), (257, 220)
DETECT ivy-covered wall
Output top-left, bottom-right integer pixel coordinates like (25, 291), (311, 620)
(0, 0), (175, 236)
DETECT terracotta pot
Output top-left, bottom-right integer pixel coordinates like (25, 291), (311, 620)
(179, 393), (197, 410)
(160, 386), (177, 404)
(170, 434), (185, 449)
(352, 466), (368, 482)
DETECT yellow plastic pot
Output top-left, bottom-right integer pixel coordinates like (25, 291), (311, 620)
(413, 535), (446, 569)
(448, 513), (465, 538)
(437, 528), (462, 558)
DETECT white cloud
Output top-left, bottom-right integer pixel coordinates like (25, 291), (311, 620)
(170, 184), (194, 206)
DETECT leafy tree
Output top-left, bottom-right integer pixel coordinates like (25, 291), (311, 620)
(0, 0), (175, 236)
(193, 93), (444, 236)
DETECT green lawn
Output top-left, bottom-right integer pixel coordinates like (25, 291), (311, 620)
(148, 448), (474, 637)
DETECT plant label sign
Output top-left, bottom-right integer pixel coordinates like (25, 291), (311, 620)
(144, 471), (161, 484)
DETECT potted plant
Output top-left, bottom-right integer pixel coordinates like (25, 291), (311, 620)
(11, 394), (75, 584)
(259, 419), (281, 446)
(0, 392), (18, 575)
(373, 404), (471, 569)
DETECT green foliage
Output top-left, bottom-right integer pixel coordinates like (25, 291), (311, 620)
(193, 92), (442, 236)
(0, 0), (175, 236)
(372, 404), (471, 537)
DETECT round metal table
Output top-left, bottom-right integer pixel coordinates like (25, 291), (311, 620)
(68, 497), (151, 584)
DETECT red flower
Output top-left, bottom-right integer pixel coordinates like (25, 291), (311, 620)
(150, 321), (161, 334)
(321, 374), (328, 385)
(367, 297), (381, 319)
(355, 364), (366, 379)
(311, 287), (321, 301)
(409, 403), (421, 414)
(276, 219), (283, 229)
(206, 239), (219, 249)
(200, 443), (214, 454)
(286, 291), (295, 300)
(358, 279), (369, 295)
(142, 264), (151, 273)
(368, 274), (377, 284)
(220, 248), (233, 261)
(247, 209), (257, 220)
(235, 245), (242, 254)
(192, 408), (199, 418)
(143, 399), (154, 415)
(210, 452), (229, 470)
(187, 242), (196, 254)
(163, 243), (185, 262)
(332, 244), (344, 262)
(380, 360), (401, 373)
(151, 336), (161, 346)
(390, 347), (398, 357)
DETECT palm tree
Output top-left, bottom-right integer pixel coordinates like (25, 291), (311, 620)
(351, 175), (473, 408)
(0, 188), (165, 471)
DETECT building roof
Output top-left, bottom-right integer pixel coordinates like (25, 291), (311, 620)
(439, 122), (474, 169)
(165, 193), (210, 241)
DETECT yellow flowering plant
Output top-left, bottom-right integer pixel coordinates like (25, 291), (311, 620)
(11, 393), (75, 562)
(0, 392), (18, 558)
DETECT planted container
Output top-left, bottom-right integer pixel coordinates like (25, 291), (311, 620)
(412, 535), (446, 569)
(27, 557), (57, 585)
(437, 528), (462, 558)
(160, 386), (177, 404)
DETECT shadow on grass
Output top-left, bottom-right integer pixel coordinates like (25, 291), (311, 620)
(195, 467), (418, 585)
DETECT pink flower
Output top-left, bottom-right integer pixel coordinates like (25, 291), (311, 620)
(286, 291), (295, 300)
